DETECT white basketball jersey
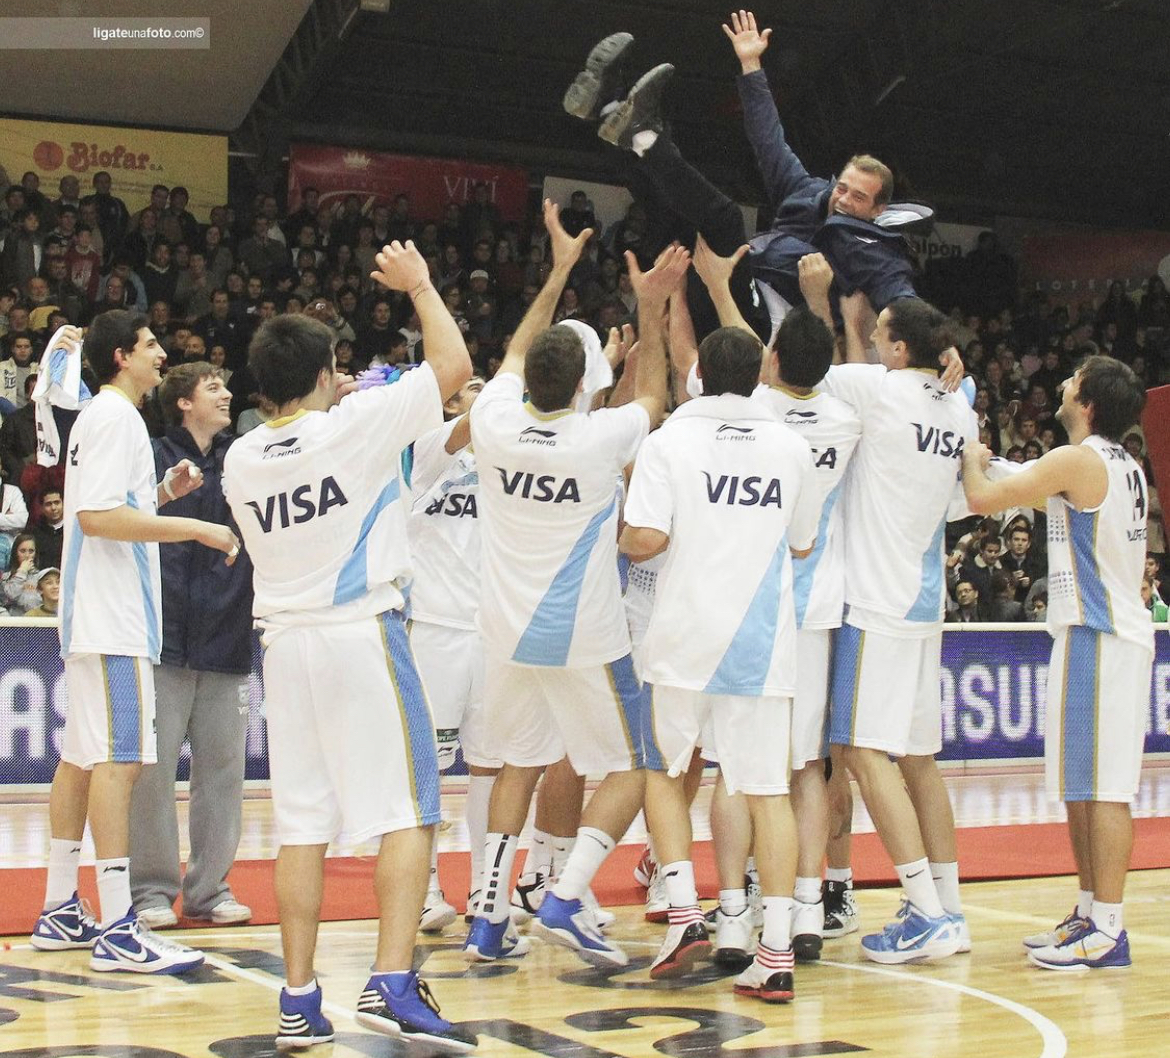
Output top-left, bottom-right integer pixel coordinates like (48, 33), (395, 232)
(756, 386), (861, 630)
(470, 372), (649, 667)
(822, 364), (978, 636)
(624, 393), (819, 697)
(223, 364), (442, 627)
(407, 418), (480, 630)
(1046, 435), (1153, 651)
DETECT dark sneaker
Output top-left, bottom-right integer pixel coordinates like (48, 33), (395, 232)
(598, 64), (674, 149)
(564, 32), (636, 121)
(650, 916), (711, 980)
(734, 945), (795, 1003)
(356, 972), (477, 1054)
(822, 879), (859, 937)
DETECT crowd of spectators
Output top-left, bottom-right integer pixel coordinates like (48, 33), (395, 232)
(2, 167), (1168, 622)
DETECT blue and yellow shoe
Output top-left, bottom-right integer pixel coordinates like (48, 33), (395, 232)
(356, 971), (477, 1054)
(276, 983), (334, 1050)
(532, 892), (628, 967)
(860, 905), (961, 964)
(1027, 920), (1131, 971)
(1022, 907), (1089, 950)
(31, 892), (100, 951)
(462, 916), (530, 962)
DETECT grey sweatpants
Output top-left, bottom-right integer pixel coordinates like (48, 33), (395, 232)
(129, 664), (247, 917)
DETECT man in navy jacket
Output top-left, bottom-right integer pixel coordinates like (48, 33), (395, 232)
(129, 361), (255, 928)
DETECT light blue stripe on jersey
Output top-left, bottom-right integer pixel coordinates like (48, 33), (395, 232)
(124, 492), (161, 661)
(512, 492), (618, 666)
(48, 347), (68, 386)
(59, 515), (84, 657)
(334, 477), (401, 606)
(1068, 508), (1115, 634)
(104, 655), (144, 763)
(905, 515), (947, 622)
(793, 480), (843, 629)
(607, 653), (647, 769)
(1061, 625), (1100, 802)
(704, 532), (788, 696)
(828, 622), (863, 747)
(642, 684), (667, 772)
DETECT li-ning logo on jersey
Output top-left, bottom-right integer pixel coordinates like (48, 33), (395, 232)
(716, 424), (755, 441)
(784, 410), (819, 425)
(519, 426), (558, 446)
(244, 476), (349, 532)
(702, 471), (782, 507)
(262, 436), (302, 459)
(496, 467), (581, 503)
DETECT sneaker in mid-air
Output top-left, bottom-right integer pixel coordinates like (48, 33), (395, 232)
(598, 64), (675, 150)
(1022, 907), (1089, 950)
(90, 912), (205, 974)
(822, 879), (858, 937)
(733, 944), (795, 1003)
(462, 916), (530, 962)
(510, 870), (546, 926)
(31, 892), (101, 951)
(1027, 921), (1131, 971)
(633, 846), (656, 888)
(420, 887), (458, 934)
(532, 892), (629, 968)
(563, 32), (636, 121)
(859, 904), (961, 965)
(356, 971), (477, 1054)
(276, 982), (334, 1050)
(650, 912), (711, 980)
(644, 868), (669, 924)
(791, 899), (824, 962)
(712, 907), (756, 969)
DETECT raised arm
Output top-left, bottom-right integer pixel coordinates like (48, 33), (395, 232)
(628, 244), (692, 423)
(962, 440), (1104, 515)
(496, 199), (592, 379)
(370, 240), (470, 399)
(692, 236), (754, 335)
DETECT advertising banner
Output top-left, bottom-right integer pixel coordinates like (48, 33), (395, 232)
(0, 117), (227, 222)
(3, 623), (1168, 785)
(1020, 230), (1170, 302)
(287, 144), (530, 225)
(906, 222), (986, 268)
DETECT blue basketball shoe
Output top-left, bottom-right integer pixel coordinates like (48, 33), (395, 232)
(276, 983), (334, 1050)
(31, 892), (101, 950)
(462, 916), (530, 962)
(532, 892), (628, 967)
(1027, 920), (1131, 971)
(860, 904), (961, 964)
(90, 911), (205, 973)
(356, 971), (477, 1053)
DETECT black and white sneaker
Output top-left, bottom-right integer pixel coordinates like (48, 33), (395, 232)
(598, 64), (675, 149)
(564, 32), (636, 121)
(822, 880), (859, 938)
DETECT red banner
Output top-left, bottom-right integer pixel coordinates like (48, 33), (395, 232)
(1021, 230), (1170, 303)
(287, 144), (530, 225)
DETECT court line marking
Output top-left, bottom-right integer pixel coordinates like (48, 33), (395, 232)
(821, 958), (1067, 1058)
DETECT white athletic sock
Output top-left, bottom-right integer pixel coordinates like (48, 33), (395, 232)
(549, 834), (574, 882)
(45, 838), (82, 909)
(1091, 900), (1123, 937)
(825, 867), (853, 886)
(929, 861), (962, 915)
(631, 130), (658, 157)
(719, 888), (747, 916)
(895, 857), (944, 919)
(522, 827), (552, 879)
(794, 876), (822, 905)
(479, 833), (519, 924)
(551, 827), (614, 901)
(96, 857), (133, 927)
(1077, 889), (1094, 919)
(761, 896), (793, 950)
(286, 977), (318, 996)
(659, 860), (698, 908)
(466, 775), (494, 894)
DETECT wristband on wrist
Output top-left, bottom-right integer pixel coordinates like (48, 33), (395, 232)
(410, 279), (433, 299)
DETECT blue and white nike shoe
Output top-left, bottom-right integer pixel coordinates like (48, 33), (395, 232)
(31, 892), (101, 951)
(532, 892), (628, 967)
(1028, 920), (1131, 971)
(90, 911), (205, 973)
(860, 904), (961, 964)
(462, 916), (530, 962)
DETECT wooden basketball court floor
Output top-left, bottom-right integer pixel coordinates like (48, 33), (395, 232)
(1, 768), (1168, 1058)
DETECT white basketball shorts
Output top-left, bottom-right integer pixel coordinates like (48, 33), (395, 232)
(60, 653), (157, 769)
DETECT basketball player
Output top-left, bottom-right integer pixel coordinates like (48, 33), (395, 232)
(31, 314), (237, 974)
(690, 239), (862, 964)
(223, 241), (476, 1052)
(407, 373), (502, 933)
(463, 201), (687, 966)
(962, 356), (1149, 970)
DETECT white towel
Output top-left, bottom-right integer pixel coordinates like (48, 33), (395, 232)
(32, 326), (92, 467)
(560, 319), (614, 413)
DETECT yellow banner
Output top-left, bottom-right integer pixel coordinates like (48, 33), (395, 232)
(0, 118), (227, 222)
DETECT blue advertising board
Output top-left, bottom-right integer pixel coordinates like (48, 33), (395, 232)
(2, 623), (1169, 785)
